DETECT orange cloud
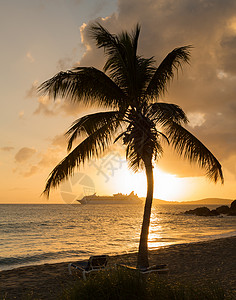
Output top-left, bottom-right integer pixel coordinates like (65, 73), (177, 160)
(15, 147), (37, 163)
(1, 146), (14, 152)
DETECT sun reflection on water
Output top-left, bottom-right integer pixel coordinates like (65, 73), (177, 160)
(148, 209), (165, 249)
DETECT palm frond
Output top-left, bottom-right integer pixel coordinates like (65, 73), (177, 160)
(136, 56), (156, 100)
(38, 67), (126, 108)
(147, 102), (188, 125)
(122, 111), (164, 171)
(145, 46), (192, 100)
(131, 23), (141, 54)
(156, 130), (170, 144)
(89, 22), (154, 102)
(43, 123), (117, 197)
(88, 22), (128, 83)
(88, 22), (120, 54)
(66, 111), (122, 151)
(165, 122), (224, 183)
(125, 133), (164, 172)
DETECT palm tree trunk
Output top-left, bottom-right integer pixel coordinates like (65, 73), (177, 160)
(137, 156), (154, 269)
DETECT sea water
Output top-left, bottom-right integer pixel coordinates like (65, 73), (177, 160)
(0, 204), (235, 271)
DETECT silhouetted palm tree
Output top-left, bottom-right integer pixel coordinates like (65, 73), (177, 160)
(39, 23), (223, 269)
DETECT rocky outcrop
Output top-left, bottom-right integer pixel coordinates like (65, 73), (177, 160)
(184, 207), (220, 216)
(184, 200), (236, 216)
(228, 200), (236, 216)
(216, 205), (230, 214)
(230, 200), (236, 210)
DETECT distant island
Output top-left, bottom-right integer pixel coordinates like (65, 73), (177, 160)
(140, 197), (233, 206)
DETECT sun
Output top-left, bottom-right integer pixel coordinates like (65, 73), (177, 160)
(110, 164), (186, 201)
(153, 168), (186, 201)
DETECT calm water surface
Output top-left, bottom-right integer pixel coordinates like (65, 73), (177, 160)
(0, 204), (235, 271)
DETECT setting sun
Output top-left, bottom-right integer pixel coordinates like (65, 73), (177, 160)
(110, 163), (186, 201)
(153, 168), (186, 201)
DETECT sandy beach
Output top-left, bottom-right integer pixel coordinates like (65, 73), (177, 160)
(0, 236), (235, 299)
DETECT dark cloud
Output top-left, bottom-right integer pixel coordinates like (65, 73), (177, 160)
(219, 34), (236, 75)
(96, 0), (236, 178)
(41, 0), (236, 179)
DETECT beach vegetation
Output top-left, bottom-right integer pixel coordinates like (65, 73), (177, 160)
(61, 269), (234, 300)
(39, 23), (223, 269)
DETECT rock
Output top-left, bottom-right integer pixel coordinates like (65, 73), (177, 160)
(185, 207), (212, 216)
(228, 200), (236, 215)
(228, 210), (236, 216)
(216, 205), (230, 214)
(209, 209), (220, 216)
(184, 200), (236, 217)
(230, 200), (236, 210)
(184, 209), (195, 215)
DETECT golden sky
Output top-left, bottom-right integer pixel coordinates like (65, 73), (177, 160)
(0, 0), (236, 203)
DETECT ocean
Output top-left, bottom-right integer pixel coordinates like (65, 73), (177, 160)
(0, 203), (235, 271)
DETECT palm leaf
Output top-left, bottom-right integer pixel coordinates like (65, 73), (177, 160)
(165, 122), (224, 183)
(88, 22), (128, 82)
(147, 102), (188, 125)
(38, 67), (126, 109)
(145, 46), (192, 100)
(66, 111), (122, 151)
(43, 122), (118, 197)
(131, 23), (141, 54)
(89, 22), (154, 103)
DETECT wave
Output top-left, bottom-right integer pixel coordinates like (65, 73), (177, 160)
(0, 249), (90, 271)
(199, 230), (236, 241)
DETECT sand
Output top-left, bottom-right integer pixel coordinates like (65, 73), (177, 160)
(0, 236), (235, 299)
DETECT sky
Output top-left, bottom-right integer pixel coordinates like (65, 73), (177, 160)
(0, 0), (236, 204)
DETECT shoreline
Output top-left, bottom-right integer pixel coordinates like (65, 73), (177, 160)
(1, 236), (235, 299)
(1, 231), (235, 273)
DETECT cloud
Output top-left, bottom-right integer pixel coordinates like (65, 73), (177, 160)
(72, 0), (236, 179)
(51, 134), (68, 149)
(222, 154), (236, 178)
(26, 81), (38, 98)
(34, 96), (57, 116)
(1, 146), (14, 152)
(14, 135), (69, 178)
(32, 0), (235, 181)
(15, 147), (37, 163)
(34, 93), (92, 117)
(219, 34), (236, 75)
(14, 146), (65, 178)
(24, 165), (39, 177)
(26, 51), (35, 63)
(56, 48), (80, 71)
(187, 112), (206, 128)
(37, 147), (65, 168)
(18, 110), (25, 119)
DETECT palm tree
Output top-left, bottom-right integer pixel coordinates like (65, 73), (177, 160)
(38, 23), (223, 269)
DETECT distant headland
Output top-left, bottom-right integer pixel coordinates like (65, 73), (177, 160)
(141, 197), (234, 206)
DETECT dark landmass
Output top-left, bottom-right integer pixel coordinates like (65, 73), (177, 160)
(140, 197), (234, 206)
(184, 200), (236, 216)
(178, 198), (233, 205)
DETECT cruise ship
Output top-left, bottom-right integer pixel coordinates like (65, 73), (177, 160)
(77, 191), (142, 204)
